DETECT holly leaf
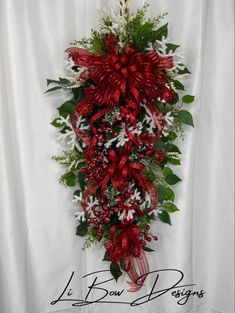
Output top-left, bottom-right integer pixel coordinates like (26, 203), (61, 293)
(164, 202), (180, 213)
(110, 262), (122, 281)
(158, 211), (171, 225)
(76, 221), (89, 237)
(182, 95), (195, 104)
(177, 110), (194, 127)
(173, 80), (185, 91)
(165, 173), (181, 185)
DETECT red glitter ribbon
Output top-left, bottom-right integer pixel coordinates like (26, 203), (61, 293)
(67, 33), (174, 290)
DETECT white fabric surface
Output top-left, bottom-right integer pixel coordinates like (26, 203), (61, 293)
(0, 0), (234, 312)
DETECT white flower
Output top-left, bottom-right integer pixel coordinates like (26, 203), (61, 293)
(56, 116), (84, 152)
(76, 116), (89, 131)
(139, 192), (151, 211)
(75, 211), (86, 222)
(105, 122), (143, 149)
(125, 188), (141, 205)
(118, 209), (135, 221)
(163, 112), (174, 137)
(141, 104), (156, 133)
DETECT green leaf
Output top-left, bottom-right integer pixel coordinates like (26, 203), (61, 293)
(77, 172), (86, 191)
(166, 143), (181, 154)
(45, 86), (62, 93)
(164, 202), (180, 213)
(155, 23), (168, 40)
(167, 157), (181, 165)
(154, 139), (166, 151)
(143, 246), (155, 252)
(167, 132), (177, 141)
(177, 65), (191, 75)
(165, 188), (175, 201)
(64, 172), (77, 187)
(158, 211), (171, 225)
(165, 174), (181, 185)
(51, 118), (63, 128)
(73, 190), (82, 197)
(110, 262), (122, 281)
(166, 43), (180, 53)
(163, 167), (173, 177)
(47, 77), (70, 86)
(155, 101), (167, 113)
(157, 185), (167, 203)
(58, 100), (76, 118)
(47, 79), (60, 86)
(177, 110), (194, 127)
(173, 80), (185, 91)
(182, 95), (195, 104)
(76, 221), (89, 236)
(172, 93), (179, 105)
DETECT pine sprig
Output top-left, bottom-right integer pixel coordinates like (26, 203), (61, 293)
(52, 150), (85, 172)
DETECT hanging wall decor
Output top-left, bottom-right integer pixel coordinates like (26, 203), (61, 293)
(47, 0), (194, 292)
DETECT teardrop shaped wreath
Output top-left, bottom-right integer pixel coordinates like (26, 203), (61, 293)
(47, 1), (195, 291)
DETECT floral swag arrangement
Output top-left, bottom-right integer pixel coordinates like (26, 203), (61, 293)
(47, 0), (194, 292)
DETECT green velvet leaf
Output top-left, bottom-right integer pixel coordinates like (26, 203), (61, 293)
(165, 173), (182, 185)
(173, 80), (185, 90)
(177, 110), (194, 127)
(76, 221), (89, 236)
(166, 143), (181, 154)
(166, 43), (180, 53)
(165, 188), (175, 201)
(167, 157), (181, 165)
(158, 211), (171, 225)
(154, 23), (168, 40)
(110, 262), (122, 281)
(157, 185), (167, 203)
(167, 132), (177, 141)
(177, 65), (191, 75)
(143, 246), (155, 252)
(51, 118), (63, 128)
(58, 100), (76, 118)
(182, 95), (195, 104)
(64, 172), (77, 187)
(163, 167), (173, 177)
(45, 86), (62, 93)
(164, 202), (180, 213)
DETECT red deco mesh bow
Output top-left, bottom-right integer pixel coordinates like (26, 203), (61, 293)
(66, 33), (174, 291)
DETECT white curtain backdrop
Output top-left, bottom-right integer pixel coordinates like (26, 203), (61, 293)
(0, 0), (234, 313)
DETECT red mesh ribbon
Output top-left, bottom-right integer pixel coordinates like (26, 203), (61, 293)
(67, 33), (174, 291)
(104, 225), (149, 292)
